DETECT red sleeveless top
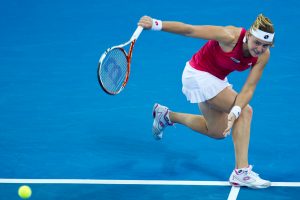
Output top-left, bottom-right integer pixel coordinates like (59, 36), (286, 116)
(189, 28), (258, 80)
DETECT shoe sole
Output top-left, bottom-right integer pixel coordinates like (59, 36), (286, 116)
(229, 181), (271, 189)
(152, 103), (162, 140)
(152, 103), (159, 118)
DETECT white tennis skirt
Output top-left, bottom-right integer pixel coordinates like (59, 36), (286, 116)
(182, 62), (231, 103)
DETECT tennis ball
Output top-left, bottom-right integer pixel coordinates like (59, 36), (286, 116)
(18, 185), (32, 199)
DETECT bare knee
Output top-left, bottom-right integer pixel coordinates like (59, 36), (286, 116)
(212, 134), (226, 140)
(207, 105), (253, 139)
(207, 130), (226, 140)
(240, 105), (253, 119)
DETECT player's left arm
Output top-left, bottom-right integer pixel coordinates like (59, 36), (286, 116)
(223, 50), (270, 136)
(235, 49), (270, 109)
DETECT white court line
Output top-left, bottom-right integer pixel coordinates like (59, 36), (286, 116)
(1, 179), (299, 200)
(228, 186), (240, 200)
(0, 179), (230, 185)
(0, 179), (299, 186)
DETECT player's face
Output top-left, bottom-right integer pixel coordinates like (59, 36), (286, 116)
(248, 35), (272, 57)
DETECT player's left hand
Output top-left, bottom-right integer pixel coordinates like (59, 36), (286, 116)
(223, 112), (237, 137)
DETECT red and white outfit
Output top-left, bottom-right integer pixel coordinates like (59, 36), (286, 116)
(182, 28), (258, 103)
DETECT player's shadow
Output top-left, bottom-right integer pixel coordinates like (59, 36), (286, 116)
(160, 151), (227, 180)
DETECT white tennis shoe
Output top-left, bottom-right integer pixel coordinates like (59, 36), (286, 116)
(152, 103), (173, 140)
(229, 165), (271, 189)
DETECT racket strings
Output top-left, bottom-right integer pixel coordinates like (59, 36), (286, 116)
(100, 48), (128, 93)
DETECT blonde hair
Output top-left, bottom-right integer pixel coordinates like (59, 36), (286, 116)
(251, 14), (274, 33)
(251, 14), (275, 46)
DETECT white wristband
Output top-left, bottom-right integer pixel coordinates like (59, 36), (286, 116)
(230, 106), (242, 118)
(151, 18), (162, 31)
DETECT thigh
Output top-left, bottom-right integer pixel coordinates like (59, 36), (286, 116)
(198, 102), (228, 137)
(198, 86), (238, 137)
(206, 86), (238, 113)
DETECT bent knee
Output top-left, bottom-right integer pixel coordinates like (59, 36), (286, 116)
(207, 130), (226, 140)
(241, 105), (253, 118)
(213, 135), (226, 140)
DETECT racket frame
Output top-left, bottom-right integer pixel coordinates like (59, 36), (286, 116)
(97, 26), (143, 95)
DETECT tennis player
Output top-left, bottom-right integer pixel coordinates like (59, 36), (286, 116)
(138, 14), (274, 189)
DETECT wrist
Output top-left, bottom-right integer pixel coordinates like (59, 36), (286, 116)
(230, 106), (241, 118)
(151, 18), (162, 31)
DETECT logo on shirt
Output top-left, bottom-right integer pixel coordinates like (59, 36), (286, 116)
(230, 57), (240, 64)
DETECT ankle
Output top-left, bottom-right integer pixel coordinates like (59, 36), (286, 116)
(236, 163), (249, 169)
(166, 111), (174, 125)
(235, 165), (252, 174)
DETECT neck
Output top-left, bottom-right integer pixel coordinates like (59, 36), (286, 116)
(242, 42), (251, 57)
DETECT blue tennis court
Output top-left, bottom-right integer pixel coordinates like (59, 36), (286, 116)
(0, 0), (299, 199)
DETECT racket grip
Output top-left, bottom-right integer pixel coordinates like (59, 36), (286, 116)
(130, 26), (143, 41)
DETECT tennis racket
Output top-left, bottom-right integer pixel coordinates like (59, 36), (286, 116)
(97, 26), (143, 95)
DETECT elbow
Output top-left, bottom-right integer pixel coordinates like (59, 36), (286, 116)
(183, 24), (195, 37)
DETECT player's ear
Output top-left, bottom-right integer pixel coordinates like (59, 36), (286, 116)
(243, 31), (250, 43)
(246, 31), (252, 43)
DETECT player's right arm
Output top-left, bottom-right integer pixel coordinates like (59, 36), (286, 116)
(138, 15), (236, 45)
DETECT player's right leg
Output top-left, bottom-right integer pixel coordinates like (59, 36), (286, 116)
(152, 101), (228, 140)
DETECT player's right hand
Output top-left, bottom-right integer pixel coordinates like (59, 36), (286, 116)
(138, 16), (153, 30)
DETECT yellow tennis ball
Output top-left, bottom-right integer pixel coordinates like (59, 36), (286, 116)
(18, 185), (32, 199)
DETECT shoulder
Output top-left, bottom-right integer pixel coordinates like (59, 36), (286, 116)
(224, 26), (243, 34)
(221, 26), (244, 45)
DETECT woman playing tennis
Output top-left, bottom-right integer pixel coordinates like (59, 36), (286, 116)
(138, 14), (275, 189)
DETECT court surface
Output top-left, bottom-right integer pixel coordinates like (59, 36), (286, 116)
(0, 0), (299, 199)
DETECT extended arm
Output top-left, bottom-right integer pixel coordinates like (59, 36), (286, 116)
(138, 15), (236, 45)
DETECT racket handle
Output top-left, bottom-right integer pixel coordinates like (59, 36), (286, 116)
(130, 26), (143, 41)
